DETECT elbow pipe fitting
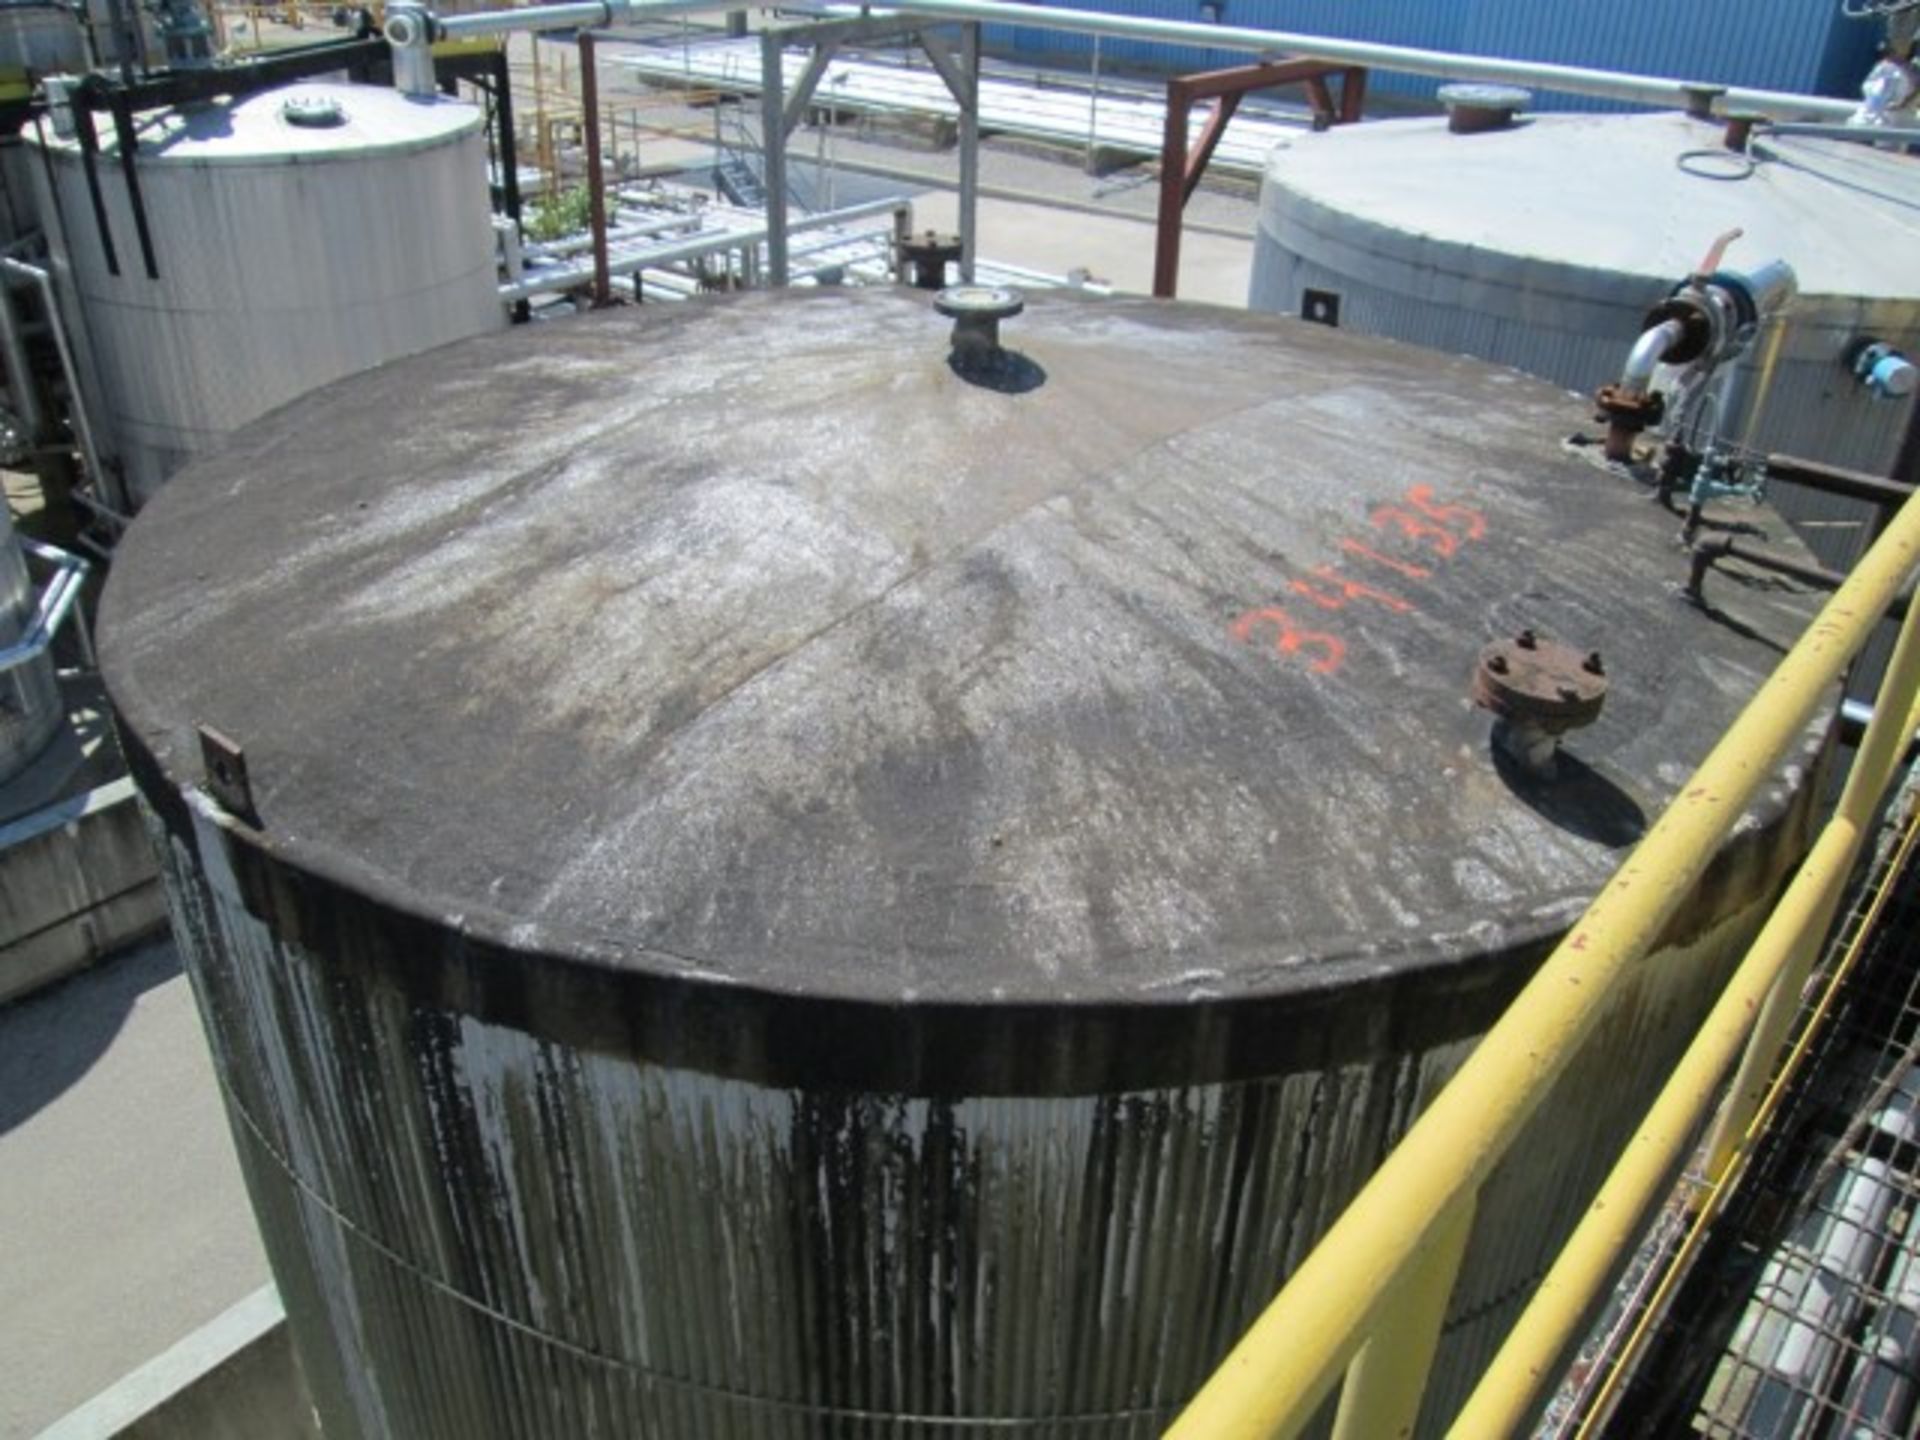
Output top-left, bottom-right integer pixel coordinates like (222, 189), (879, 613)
(1618, 319), (1686, 397)
(1594, 318), (1683, 462)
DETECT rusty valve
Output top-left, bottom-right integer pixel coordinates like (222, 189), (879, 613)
(1592, 384), (1666, 464)
(1472, 631), (1608, 774)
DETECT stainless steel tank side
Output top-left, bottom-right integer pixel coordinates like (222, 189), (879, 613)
(0, 1), (84, 75)
(0, 497), (61, 781)
(102, 289), (1834, 1437)
(28, 81), (505, 505)
(1249, 111), (1920, 550)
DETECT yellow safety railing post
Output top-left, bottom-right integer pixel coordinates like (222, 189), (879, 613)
(1331, 1192), (1477, 1440)
(1701, 599), (1920, 1181)
(1166, 492), (1920, 1440)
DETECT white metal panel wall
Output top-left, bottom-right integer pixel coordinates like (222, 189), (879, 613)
(35, 94), (504, 504)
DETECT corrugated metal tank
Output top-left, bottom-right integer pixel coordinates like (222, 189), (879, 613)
(1249, 111), (1920, 564)
(0, 0), (85, 75)
(988, 0), (1876, 110)
(0, 497), (60, 781)
(0, 1), (83, 245)
(101, 288), (1833, 1437)
(29, 81), (504, 507)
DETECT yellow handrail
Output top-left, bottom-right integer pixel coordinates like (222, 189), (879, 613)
(1165, 490), (1920, 1440)
(1449, 601), (1920, 1438)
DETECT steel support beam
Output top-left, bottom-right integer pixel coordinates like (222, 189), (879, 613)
(1153, 58), (1364, 300)
(759, 27), (790, 285)
(760, 16), (980, 288)
(946, 25), (981, 281)
(782, 41), (840, 141)
(579, 31), (613, 308)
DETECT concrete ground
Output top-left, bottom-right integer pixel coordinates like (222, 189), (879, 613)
(0, 939), (267, 1439)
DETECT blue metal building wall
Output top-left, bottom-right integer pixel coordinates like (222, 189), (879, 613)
(986, 2), (1879, 110)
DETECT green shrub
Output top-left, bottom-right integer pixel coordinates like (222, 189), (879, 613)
(525, 186), (595, 242)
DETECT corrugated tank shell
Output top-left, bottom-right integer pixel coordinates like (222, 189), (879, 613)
(29, 82), (505, 505)
(1249, 112), (1920, 510)
(0, 2), (84, 75)
(102, 289), (1834, 1436)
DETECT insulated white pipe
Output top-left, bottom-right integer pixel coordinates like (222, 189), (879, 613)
(880, 0), (1856, 118)
(414, 0), (1857, 120)
(501, 194), (910, 301)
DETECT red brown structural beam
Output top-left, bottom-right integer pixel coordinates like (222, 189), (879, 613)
(579, 30), (614, 309)
(1153, 59), (1367, 300)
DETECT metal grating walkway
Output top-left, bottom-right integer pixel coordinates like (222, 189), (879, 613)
(1597, 772), (1920, 1438)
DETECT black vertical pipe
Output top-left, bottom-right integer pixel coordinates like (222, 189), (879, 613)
(109, 94), (159, 280)
(71, 104), (120, 278)
(491, 48), (523, 229)
(491, 47), (531, 323)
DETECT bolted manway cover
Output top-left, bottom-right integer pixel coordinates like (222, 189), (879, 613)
(101, 289), (1826, 1091)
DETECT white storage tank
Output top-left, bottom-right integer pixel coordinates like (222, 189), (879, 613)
(30, 80), (504, 505)
(1249, 112), (1920, 492)
(0, 0), (84, 75)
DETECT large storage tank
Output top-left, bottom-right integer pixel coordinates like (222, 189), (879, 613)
(1249, 112), (1920, 498)
(30, 80), (504, 505)
(0, 0), (84, 75)
(101, 289), (1833, 1437)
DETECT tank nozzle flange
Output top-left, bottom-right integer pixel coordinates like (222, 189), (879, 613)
(1473, 632), (1608, 775)
(899, 231), (963, 290)
(1436, 82), (1532, 133)
(936, 285), (1025, 374)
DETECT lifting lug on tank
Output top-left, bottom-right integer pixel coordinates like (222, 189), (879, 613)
(197, 725), (258, 825)
(1472, 631), (1608, 776)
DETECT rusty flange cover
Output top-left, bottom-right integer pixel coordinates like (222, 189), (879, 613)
(1592, 383), (1666, 432)
(1472, 630), (1608, 734)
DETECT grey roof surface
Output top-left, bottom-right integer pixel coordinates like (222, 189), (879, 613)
(102, 289), (1825, 1007)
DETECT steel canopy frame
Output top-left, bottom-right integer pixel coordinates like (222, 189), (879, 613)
(1152, 58), (1365, 301)
(759, 13), (980, 287)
